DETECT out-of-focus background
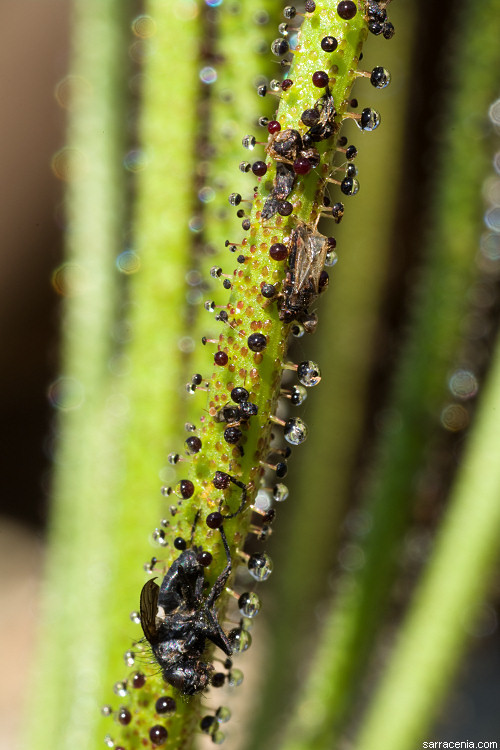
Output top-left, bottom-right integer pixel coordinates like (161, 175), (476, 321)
(0, 2), (68, 747)
(2, 1), (500, 749)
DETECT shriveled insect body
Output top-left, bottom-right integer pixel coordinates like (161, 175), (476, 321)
(261, 163), (295, 220)
(303, 91), (337, 144)
(266, 128), (303, 163)
(279, 222), (330, 323)
(140, 529), (232, 695)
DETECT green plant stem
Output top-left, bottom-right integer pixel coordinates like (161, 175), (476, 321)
(27, 2), (131, 748)
(278, 0), (500, 748)
(96, 2), (206, 748)
(249, 5), (416, 747)
(355, 325), (500, 750)
(184, 0), (281, 424)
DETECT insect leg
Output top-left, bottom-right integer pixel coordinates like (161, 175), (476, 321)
(206, 526), (232, 608)
(203, 526), (233, 655)
(190, 509), (200, 546)
(221, 478), (247, 520)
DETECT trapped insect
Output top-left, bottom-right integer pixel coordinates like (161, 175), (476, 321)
(139, 527), (233, 695)
(279, 221), (331, 323)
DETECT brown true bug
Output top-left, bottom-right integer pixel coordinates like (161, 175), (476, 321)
(278, 221), (331, 324)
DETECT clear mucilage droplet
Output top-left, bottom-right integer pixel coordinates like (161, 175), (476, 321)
(229, 628), (252, 653)
(216, 707), (232, 724)
(242, 134), (256, 150)
(152, 528), (167, 546)
(290, 384), (307, 405)
(228, 669), (244, 687)
(273, 483), (289, 502)
(228, 192), (242, 206)
(124, 650), (135, 667)
(284, 417), (308, 445)
(370, 66), (391, 89)
(325, 249), (338, 266)
(238, 591), (262, 618)
(358, 107), (381, 131)
(248, 552), (273, 581)
(297, 360), (321, 387)
(113, 681), (128, 697)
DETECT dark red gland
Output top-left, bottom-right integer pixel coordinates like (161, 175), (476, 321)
(281, 79), (293, 91)
(197, 550), (213, 567)
(252, 160), (267, 176)
(155, 696), (176, 714)
(278, 200), (293, 216)
(312, 70), (329, 88)
(213, 470), (231, 489)
(319, 270), (330, 292)
(248, 333), (267, 352)
(206, 512), (223, 529)
(231, 386), (249, 403)
(224, 426), (242, 444)
(293, 157), (312, 175)
(267, 120), (281, 134)
(174, 537), (187, 550)
(304, 0), (316, 10)
(132, 672), (146, 689)
(179, 479), (194, 499)
(337, 1), (357, 19)
(269, 242), (288, 261)
(149, 725), (168, 745)
(321, 35), (338, 52)
(118, 708), (132, 725)
(214, 351), (229, 366)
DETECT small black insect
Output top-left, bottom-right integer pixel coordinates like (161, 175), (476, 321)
(140, 527), (233, 695)
(304, 91), (337, 143)
(279, 221), (329, 323)
(261, 163), (296, 220)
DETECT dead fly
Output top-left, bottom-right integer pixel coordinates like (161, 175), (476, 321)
(279, 222), (331, 323)
(139, 527), (233, 695)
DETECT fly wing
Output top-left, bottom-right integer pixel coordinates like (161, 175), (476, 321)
(140, 577), (160, 644)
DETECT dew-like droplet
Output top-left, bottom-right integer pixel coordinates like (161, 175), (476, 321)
(340, 177), (359, 196)
(325, 249), (338, 266)
(370, 66), (391, 88)
(130, 610), (141, 624)
(289, 385), (307, 405)
(228, 628), (252, 652)
(297, 360), (321, 387)
(152, 528), (167, 546)
(273, 483), (289, 502)
(216, 706), (231, 723)
(113, 681), (128, 698)
(238, 591), (262, 618)
(248, 552), (273, 581)
(271, 37), (289, 56)
(284, 417), (308, 445)
(228, 669), (244, 687)
(124, 650), (135, 667)
(242, 135), (256, 150)
(358, 107), (381, 131)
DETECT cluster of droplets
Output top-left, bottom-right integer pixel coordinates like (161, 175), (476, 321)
(104, 3), (394, 748)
